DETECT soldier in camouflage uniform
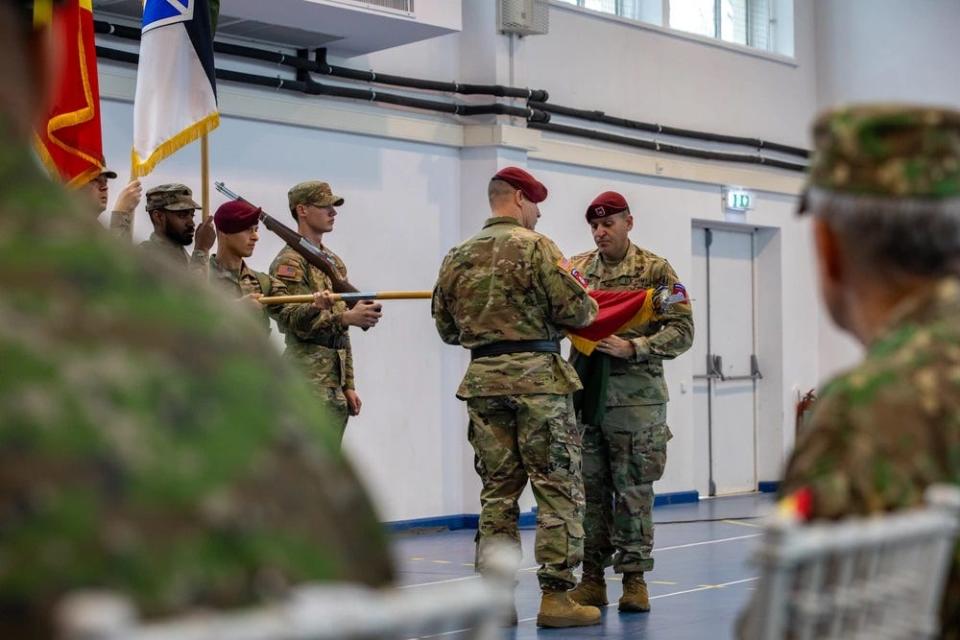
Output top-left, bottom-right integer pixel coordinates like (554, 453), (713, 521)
(0, 5), (392, 636)
(432, 166), (601, 628)
(208, 198), (326, 334)
(741, 105), (960, 639)
(139, 183), (216, 274)
(59, 153), (141, 239)
(567, 191), (694, 613)
(270, 181), (382, 443)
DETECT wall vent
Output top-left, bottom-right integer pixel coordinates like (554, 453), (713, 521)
(498, 0), (549, 36)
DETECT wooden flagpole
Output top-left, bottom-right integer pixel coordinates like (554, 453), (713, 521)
(258, 291), (432, 305)
(200, 134), (210, 221)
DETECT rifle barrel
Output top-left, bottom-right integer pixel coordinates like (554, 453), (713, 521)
(258, 290), (432, 305)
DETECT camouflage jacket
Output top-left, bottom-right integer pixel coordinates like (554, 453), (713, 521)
(432, 216), (598, 399)
(139, 232), (208, 276)
(569, 244), (694, 406)
(0, 136), (391, 635)
(209, 254), (296, 334)
(780, 277), (960, 638)
(109, 209), (133, 242)
(269, 244), (355, 390)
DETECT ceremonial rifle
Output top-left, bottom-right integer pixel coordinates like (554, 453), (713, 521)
(215, 182), (358, 295)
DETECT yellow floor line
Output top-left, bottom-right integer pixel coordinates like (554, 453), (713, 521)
(432, 560), (452, 564)
(722, 519), (762, 528)
(650, 580), (677, 585)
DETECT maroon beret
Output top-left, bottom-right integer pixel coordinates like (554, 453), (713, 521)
(214, 199), (261, 234)
(492, 166), (548, 204)
(586, 191), (629, 221)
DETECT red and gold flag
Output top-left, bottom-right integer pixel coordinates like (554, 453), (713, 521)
(35, 0), (104, 188)
(568, 289), (656, 356)
(568, 283), (689, 355)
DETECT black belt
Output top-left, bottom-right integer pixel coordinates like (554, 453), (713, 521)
(471, 339), (560, 360)
(295, 336), (347, 350)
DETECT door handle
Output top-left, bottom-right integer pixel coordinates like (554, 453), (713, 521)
(710, 354), (725, 381)
(694, 353), (721, 380)
(714, 355), (763, 382)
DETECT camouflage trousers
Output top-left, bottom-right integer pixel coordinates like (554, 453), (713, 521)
(315, 386), (349, 444)
(466, 394), (585, 591)
(581, 404), (671, 575)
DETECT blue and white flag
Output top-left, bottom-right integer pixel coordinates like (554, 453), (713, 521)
(132, 0), (218, 177)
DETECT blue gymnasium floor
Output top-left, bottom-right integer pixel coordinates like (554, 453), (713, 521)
(392, 494), (771, 639)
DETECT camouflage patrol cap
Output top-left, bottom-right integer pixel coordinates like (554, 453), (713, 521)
(801, 104), (960, 211)
(145, 184), (201, 212)
(95, 154), (117, 180)
(288, 181), (345, 210)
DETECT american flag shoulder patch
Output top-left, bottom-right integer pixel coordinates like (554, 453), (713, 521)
(275, 264), (301, 280)
(557, 258), (590, 289)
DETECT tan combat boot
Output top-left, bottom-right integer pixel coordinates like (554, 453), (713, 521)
(537, 590), (602, 628)
(569, 574), (609, 606)
(619, 572), (650, 612)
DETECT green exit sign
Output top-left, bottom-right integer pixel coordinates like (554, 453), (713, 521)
(725, 188), (753, 212)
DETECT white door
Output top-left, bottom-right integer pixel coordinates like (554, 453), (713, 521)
(692, 227), (758, 496)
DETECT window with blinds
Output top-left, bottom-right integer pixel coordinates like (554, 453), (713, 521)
(553, 0), (785, 55)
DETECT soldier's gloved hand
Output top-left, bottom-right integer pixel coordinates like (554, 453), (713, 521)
(595, 335), (636, 359)
(113, 179), (142, 214)
(312, 290), (335, 310)
(342, 300), (382, 329)
(194, 216), (217, 253)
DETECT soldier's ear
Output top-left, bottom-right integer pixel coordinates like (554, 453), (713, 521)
(813, 218), (843, 283)
(514, 189), (525, 208)
(625, 214), (634, 232)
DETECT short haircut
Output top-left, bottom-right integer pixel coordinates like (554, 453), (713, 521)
(809, 188), (960, 278)
(488, 178), (517, 206)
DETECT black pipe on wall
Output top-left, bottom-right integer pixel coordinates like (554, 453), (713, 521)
(529, 121), (807, 173)
(95, 46), (550, 122)
(530, 101), (809, 159)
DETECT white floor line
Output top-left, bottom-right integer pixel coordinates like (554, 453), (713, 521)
(398, 575), (481, 589)
(401, 533), (761, 589)
(656, 533), (761, 551)
(514, 576), (760, 624)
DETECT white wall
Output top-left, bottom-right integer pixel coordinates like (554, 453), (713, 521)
(814, 0), (960, 110)
(97, 0), (960, 519)
(812, 0), (960, 381)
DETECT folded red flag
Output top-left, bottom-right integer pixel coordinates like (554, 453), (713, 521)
(568, 289), (655, 355)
